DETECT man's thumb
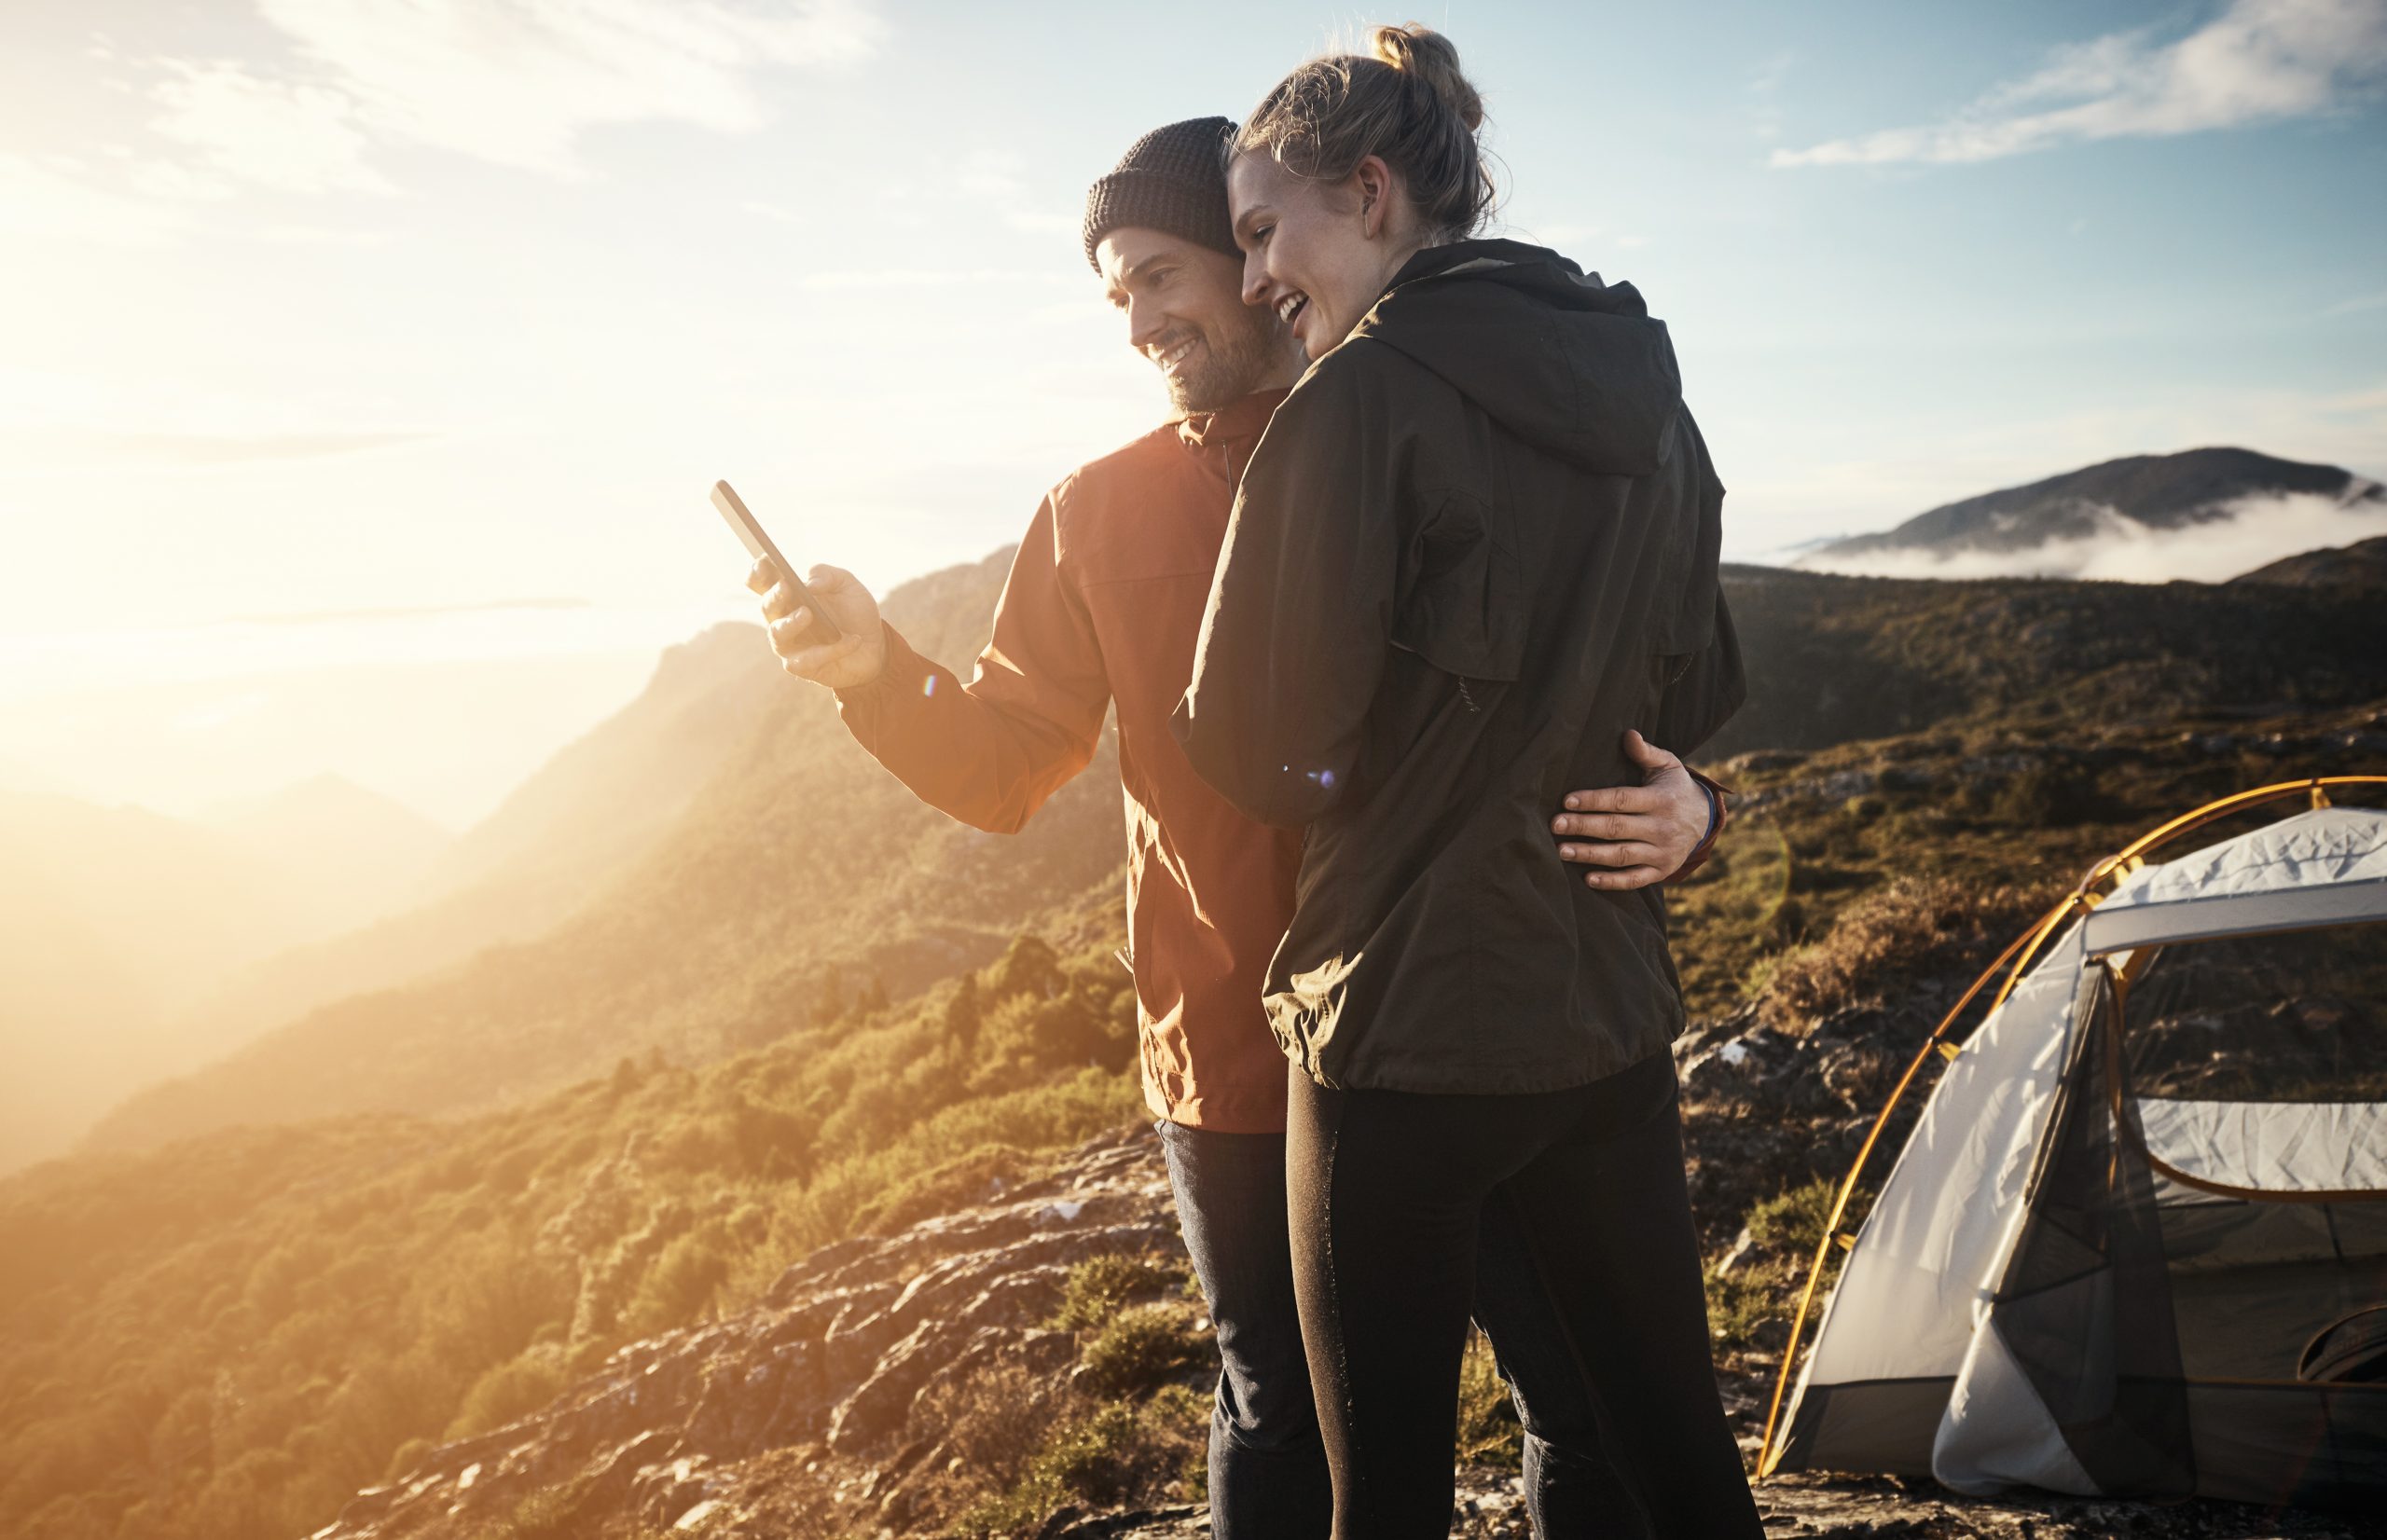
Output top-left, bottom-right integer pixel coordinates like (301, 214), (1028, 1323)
(1622, 728), (1680, 771)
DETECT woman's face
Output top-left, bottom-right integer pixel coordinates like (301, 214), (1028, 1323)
(1228, 153), (1414, 361)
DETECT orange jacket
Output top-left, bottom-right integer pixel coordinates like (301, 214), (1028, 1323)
(836, 390), (1300, 1132)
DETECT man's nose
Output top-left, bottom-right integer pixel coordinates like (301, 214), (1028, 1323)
(1125, 296), (1168, 350)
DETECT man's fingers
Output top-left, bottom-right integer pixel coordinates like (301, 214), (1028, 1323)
(760, 585), (796, 623)
(1560, 784), (1663, 816)
(1551, 809), (1640, 840)
(776, 631), (860, 676)
(807, 563), (856, 593)
(745, 556), (783, 595)
(1583, 864), (1665, 891)
(1559, 840), (1661, 868)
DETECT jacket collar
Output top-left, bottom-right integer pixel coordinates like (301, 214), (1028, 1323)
(1177, 386), (1290, 466)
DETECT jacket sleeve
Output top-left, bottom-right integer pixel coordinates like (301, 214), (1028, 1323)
(835, 495), (1110, 834)
(1172, 355), (1399, 828)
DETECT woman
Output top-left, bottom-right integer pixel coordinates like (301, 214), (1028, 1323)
(1171, 25), (1762, 1538)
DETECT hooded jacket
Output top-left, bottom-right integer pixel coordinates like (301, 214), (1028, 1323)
(1171, 240), (1744, 1095)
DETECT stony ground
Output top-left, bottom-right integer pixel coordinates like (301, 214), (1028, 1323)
(308, 1121), (2377, 1540)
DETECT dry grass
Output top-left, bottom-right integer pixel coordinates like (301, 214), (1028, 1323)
(1759, 875), (2036, 1028)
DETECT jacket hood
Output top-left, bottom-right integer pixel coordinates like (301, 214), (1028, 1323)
(1347, 239), (1682, 476)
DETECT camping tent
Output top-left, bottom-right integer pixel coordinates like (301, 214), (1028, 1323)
(1760, 777), (2387, 1512)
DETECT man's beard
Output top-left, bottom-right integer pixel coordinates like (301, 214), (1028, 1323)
(1163, 308), (1288, 413)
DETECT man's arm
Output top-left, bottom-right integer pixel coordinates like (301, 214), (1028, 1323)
(1172, 360), (1397, 828)
(754, 495), (1110, 835)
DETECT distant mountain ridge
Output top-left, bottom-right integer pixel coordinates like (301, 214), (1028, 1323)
(1807, 447), (2381, 564)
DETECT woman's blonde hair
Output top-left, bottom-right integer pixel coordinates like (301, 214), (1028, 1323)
(1231, 23), (1496, 243)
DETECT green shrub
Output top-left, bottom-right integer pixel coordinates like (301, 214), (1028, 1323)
(446, 1346), (569, 1439)
(1454, 1329), (1521, 1468)
(1051, 1252), (1182, 1331)
(1078, 1307), (1210, 1399)
(951, 1397), (1204, 1538)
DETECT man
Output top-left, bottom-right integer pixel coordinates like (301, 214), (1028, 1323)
(751, 118), (1726, 1537)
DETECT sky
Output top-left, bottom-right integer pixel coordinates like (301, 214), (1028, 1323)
(2, 0), (2382, 826)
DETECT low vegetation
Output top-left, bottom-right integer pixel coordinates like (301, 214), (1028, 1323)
(0, 934), (1139, 1540)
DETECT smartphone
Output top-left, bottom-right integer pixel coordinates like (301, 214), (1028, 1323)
(711, 479), (843, 647)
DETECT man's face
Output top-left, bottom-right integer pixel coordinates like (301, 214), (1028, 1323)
(1097, 227), (1294, 413)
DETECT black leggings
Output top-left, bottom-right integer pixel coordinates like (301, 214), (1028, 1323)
(1286, 1052), (1763, 1539)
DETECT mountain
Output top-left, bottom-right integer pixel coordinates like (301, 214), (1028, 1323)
(0, 791), (336, 1172)
(82, 550), (1129, 1156)
(2233, 533), (2387, 589)
(1803, 447), (2382, 569)
(164, 623), (789, 1073)
(76, 549), (2387, 1161)
(200, 773), (453, 942)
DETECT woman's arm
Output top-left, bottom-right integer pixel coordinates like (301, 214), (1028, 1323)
(1172, 357), (1399, 828)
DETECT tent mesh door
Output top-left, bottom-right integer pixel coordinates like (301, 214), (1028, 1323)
(1985, 965), (2197, 1495)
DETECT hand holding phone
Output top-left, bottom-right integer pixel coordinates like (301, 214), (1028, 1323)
(717, 480), (888, 688)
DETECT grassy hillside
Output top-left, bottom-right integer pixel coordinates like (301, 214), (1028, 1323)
(0, 935), (1144, 1540)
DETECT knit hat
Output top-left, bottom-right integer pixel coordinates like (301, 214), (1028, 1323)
(1083, 116), (1240, 272)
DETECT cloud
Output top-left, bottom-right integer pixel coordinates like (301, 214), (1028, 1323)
(244, 0), (882, 179)
(1774, 0), (2387, 167)
(82, 0), (882, 210)
(144, 58), (395, 197)
(1800, 490), (2387, 583)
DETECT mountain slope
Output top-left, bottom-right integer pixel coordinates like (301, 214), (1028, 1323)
(1806, 447), (2380, 565)
(201, 773), (453, 940)
(166, 623), (788, 1070)
(84, 550), (1127, 1154)
(2233, 533), (2387, 589)
(0, 792), (337, 1172)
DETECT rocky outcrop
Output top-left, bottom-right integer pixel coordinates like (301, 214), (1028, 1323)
(310, 1131), (1177, 1539)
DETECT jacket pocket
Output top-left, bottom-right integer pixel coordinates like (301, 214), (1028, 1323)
(1391, 488), (1524, 683)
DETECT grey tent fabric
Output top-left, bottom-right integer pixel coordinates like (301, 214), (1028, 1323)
(1768, 805), (2387, 1514)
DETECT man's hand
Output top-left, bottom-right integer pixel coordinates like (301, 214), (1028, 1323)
(1552, 730), (1717, 890)
(746, 557), (889, 690)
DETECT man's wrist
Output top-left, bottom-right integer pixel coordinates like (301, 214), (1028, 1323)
(1663, 768), (1732, 884)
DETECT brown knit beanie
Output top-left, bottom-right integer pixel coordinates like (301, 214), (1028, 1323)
(1083, 117), (1240, 272)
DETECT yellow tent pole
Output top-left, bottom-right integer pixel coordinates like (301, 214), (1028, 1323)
(1753, 773), (2387, 1479)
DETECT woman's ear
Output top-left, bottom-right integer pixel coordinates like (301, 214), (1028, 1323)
(1353, 155), (1393, 240)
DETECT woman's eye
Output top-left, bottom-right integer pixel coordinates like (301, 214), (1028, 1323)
(1256, 225), (1274, 244)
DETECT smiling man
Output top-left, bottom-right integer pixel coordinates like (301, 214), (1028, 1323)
(751, 117), (1725, 1537)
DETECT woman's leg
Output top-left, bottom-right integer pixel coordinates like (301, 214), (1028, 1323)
(1285, 1062), (1522, 1540)
(1472, 1195), (1653, 1538)
(1495, 1052), (1764, 1537)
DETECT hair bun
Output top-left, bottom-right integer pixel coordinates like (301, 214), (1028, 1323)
(1369, 23), (1483, 133)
